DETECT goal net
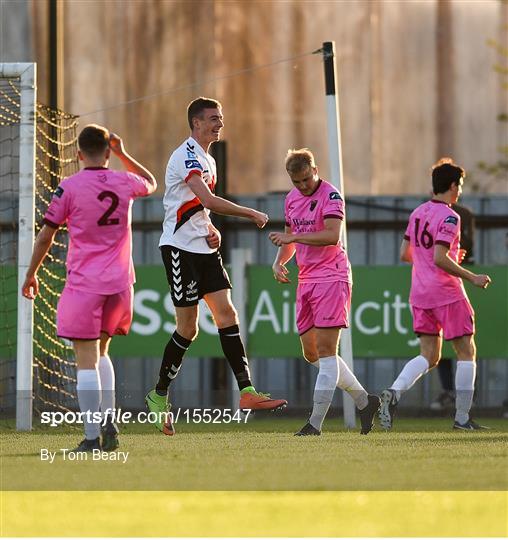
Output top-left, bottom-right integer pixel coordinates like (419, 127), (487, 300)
(0, 64), (79, 429)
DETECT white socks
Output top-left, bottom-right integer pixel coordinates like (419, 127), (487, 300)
(309, 356), (339, 431)
(77, 369), (101, 440)
(309, 356), (368, 410)
(98, 355), (116, 415)
(455, 360), (476, 424)
(76, 356), (115, 440)
(391, 355), (430, 400)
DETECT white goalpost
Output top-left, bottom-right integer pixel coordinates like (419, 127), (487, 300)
(1, 62), (80, 432)
(0, 63), (37, 431)
(320, 42), (356, 428)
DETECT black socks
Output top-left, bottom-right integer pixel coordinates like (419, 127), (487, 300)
(218, 324), (252, 391)
(156, 331), (192, 395)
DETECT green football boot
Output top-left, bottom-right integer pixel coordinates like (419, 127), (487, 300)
(145, 389), (175, 435)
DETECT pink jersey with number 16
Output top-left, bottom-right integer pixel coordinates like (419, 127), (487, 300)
(404, 199), (467, 309)
(43, 167), (152, 295)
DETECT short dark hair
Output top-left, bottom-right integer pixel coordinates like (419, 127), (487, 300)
(78, 124), (109, 156)
(187, 97), (222, 130)
(431, 157), (465, 194)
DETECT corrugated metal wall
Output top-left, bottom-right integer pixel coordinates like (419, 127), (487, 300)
(20, 0), (508, 196)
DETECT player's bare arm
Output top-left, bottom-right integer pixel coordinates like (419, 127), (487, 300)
(187, 174), (268, 228)
(400, 238), (413, 263)
(270, 226), (296, 283)
(21, 224), (58, 299)
(109, 133), (157, 192)
(434, 244), (491, 288)
(272, 217), (341, 247)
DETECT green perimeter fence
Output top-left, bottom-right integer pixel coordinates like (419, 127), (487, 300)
(0, 265), (508, 358)
(4, 265), (504, 360)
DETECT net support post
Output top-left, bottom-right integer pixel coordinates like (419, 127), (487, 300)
(230, 248), (252, 410)
(321, 42), (356, 428)
(15, 63), (37, 431)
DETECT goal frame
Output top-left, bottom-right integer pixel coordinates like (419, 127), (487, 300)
(0, 63), (37, 431)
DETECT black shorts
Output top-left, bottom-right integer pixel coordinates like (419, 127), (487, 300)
(161, 245), (232, 307)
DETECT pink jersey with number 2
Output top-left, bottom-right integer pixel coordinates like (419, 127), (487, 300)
(44, 168), (151, 294)
(404, 199), (467, 309)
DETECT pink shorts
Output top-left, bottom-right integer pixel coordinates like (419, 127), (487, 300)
(296, 280), (351, 335)
(57, 286), (133, 340)
(411, 298), (475, 341)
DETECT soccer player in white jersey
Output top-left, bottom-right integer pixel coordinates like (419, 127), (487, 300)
(145, 97), (287, 434)
(270, 149), (380, 435)
(22, 125), (157, 451)
(379, 158), (491, 431)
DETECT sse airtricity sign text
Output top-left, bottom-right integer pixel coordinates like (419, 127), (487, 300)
(109, 265), (506, 359)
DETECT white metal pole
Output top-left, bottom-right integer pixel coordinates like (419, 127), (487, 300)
(321, 42), (356, 428)
(230, 248), (252, 410)
(13, 63), (37, 431)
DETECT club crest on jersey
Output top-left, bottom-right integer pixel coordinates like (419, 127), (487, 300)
(185, 159), (202, 170)
(329, 192), (342, 200)
(53, 186), (64, 198)
(444, 215), (458, 225)
(310, 200), (318, 211)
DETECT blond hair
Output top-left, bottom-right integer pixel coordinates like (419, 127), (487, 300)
(285, 148), (316, 174)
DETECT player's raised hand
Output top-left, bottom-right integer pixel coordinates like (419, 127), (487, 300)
(250, 210), (269, 229)
(109, 133), (125, 156)
(471, 274), (491, 289)
(21, 274), (39, 300)
(272, 262), (291, 283)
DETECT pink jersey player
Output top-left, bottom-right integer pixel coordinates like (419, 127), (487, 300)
(284, 178), (352, 334)
(271, 148), (380, 437)
(404, 200), (467, 309)
(284, 179), (352, 285)
(22, 125), (156, 452)
(44, 168), (151, 295)
(379, 158), (491, 432)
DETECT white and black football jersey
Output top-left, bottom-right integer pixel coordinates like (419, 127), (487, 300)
(159, 137), (217, 254)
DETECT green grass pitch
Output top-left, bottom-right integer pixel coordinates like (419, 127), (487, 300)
(1, 417), (507, 536)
